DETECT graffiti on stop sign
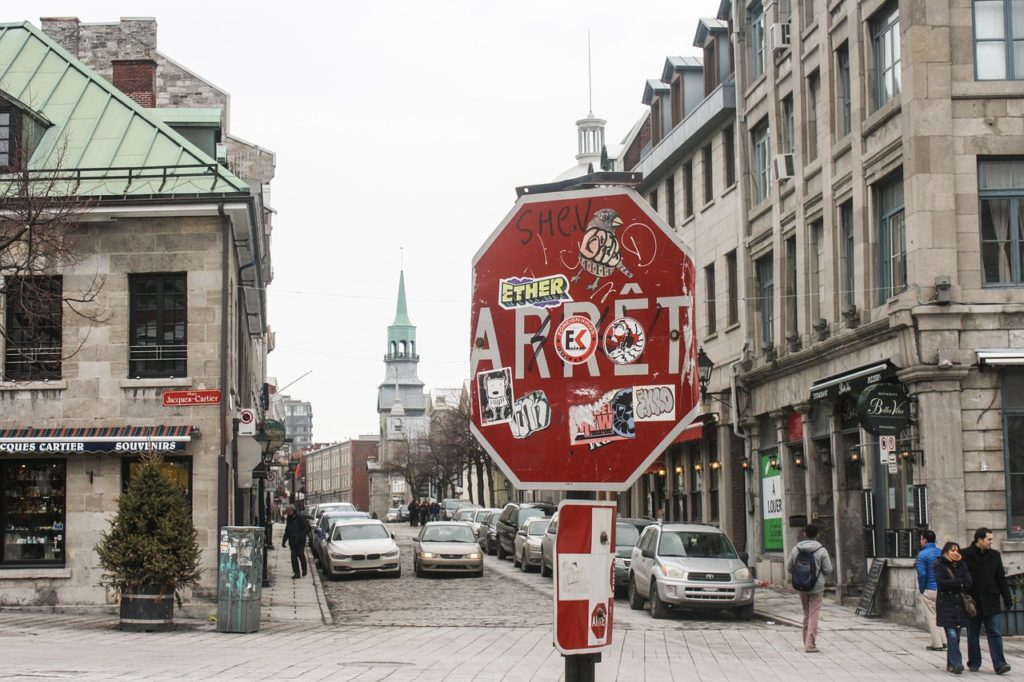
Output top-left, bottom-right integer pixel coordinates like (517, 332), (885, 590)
(470, 188), (698, 489)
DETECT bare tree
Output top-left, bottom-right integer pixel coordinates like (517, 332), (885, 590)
(1, 143), (105, 380)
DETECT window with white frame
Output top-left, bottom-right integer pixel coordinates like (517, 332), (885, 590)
(752, 118), (771, 203)
(749, 2), (766, 80)
(872, 1), (901, 110)
(756, 254), (774, 348)
(979, 158), (1024, 285)
(876, 172), (906, 302)
(782, 94), (795, 155)
(841, 201), (856, 308)
(974, 0), (1024, 80)
(837, 43), (852, 137)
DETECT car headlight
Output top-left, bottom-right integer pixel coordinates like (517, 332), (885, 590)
(661, 565), (686, 579)
(733, 567), (752, 581)
(420, 552), (435, 559)
(383, 550), (399, 558)
(467, 552), (482, 560)
(330, 553), (350, 560)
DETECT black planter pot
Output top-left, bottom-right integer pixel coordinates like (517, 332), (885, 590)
(119, 585), (174, 632)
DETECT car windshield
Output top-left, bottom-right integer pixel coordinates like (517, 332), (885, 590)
(658, 531), (737, 558)
(616, 524), (641, 547)
(518, 508), (546, 524)
(421, 525), (476, 543)
(474, 510), (491, 523)
(456, 510), (476, 521)
(527, 520), (550, 536)
(317, 503), (354, 517)
(333, 524), (390, 542)
(443, 500), (461, 511)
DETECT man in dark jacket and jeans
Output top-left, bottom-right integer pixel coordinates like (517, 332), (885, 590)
(963, 527), (1013, 674)
(282, 504), (309, 579)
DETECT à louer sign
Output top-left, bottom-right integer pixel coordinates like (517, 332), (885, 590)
(469, 188), (698, 490)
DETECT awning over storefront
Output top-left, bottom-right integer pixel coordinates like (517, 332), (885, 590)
(0, 425), (196, 454)
(977, 349), (1024, 366)
(674, 418), (706, 444)
(809, 359), (900, 402)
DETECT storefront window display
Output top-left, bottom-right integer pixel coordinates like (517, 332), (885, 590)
(122, 456), (192, 505)
(1003, 372), (1024, 537)
(1, 460), (65, 565)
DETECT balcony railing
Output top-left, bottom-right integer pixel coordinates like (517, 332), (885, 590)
(129, 343), (187, 378)
(3, 345), (61, 381)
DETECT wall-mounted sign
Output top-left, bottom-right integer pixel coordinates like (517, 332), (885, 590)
(262, 420), (287, 452)
(163, 389), (221, 407)
(857, 382), (911, 436)
(0, 439), (186, 454)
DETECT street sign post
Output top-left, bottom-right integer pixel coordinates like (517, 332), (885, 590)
(469, 187), (699, 490)
(553, 500), (616, 656)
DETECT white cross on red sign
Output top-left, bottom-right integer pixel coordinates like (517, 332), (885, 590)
(553, 500), (616, 655)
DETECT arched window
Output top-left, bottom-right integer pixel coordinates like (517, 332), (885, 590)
(400, 341), (407, 357)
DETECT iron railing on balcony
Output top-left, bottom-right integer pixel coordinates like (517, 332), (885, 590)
(129, 343), (187, 378)
(3, 344), (62, 381)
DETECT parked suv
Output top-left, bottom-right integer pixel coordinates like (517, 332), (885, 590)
(628, 523), (755, 620)
(495, 501), (556, 561)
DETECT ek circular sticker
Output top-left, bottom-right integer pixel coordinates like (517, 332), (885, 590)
(554, 315), (598, 365)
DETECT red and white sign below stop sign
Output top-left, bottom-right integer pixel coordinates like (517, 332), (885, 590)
(469, 188), (698, 489)
(553, 500), (616, 655)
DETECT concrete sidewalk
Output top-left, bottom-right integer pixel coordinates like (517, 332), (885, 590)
(259, 522), (326, 625)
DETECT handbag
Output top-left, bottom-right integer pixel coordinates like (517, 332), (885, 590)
(944, 562), (978, 618)
(963, 593), (978, 618)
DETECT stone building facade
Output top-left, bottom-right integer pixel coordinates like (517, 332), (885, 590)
(0, 21), (272, 605)
(616, 13), (750, 551)
(720, 0), (1024, 623)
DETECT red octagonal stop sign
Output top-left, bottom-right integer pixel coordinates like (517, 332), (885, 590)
(470, 187), (698, 490)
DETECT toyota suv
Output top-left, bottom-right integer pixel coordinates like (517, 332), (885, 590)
(495, 501), (556, 561)
(627, 523), (755, 620)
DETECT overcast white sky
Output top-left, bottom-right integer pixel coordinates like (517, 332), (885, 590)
(10, 0), (716, 442)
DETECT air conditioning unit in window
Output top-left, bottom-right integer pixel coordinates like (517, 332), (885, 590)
(773, 153), (794, 181)
(770, 22), (791, 50)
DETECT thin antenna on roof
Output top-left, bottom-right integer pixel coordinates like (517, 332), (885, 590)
(587, 30), (593, 115)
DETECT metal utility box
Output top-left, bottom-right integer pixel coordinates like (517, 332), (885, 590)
(217, 526), (264, 633)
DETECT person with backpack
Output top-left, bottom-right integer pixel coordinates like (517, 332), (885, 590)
(786, 524), (833, 653)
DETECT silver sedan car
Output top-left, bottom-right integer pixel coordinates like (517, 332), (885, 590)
(413, 522), (484, 577)
(320, 519), (400, 580)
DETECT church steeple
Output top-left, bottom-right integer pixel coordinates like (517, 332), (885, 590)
(387, 270), (417, 359)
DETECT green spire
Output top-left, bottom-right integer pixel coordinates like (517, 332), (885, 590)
(387, 270), (416, 359)
(392, 270), (412, 327)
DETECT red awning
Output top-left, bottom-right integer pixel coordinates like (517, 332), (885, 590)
(674, 418), (705, 444)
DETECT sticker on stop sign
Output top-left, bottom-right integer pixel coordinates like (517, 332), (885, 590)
(554, 315), (598, 365)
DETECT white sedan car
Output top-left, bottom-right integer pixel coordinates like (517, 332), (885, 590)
(320, 519), (401, 580)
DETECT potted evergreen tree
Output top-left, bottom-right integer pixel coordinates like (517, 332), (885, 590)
(95, 453), (202, 631)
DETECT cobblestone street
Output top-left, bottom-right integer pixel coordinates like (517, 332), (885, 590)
(325, 524), (797, 633)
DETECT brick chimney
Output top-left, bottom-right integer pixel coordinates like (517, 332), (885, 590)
(112, 59), (157, 108)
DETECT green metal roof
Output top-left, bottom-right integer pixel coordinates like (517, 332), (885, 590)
(0, 22), (247, 197)
(150, 108), (223, 127)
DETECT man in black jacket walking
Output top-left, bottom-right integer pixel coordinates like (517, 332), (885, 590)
(282, 504), (309, 579)
(963, 527), (1013, 674)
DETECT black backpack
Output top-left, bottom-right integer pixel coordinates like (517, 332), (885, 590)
(791, 547), (820, 591)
